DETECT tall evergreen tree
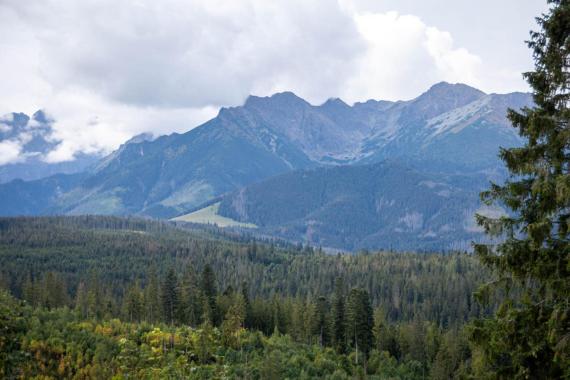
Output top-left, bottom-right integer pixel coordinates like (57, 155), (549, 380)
(347, 288), (374, 365)
(179, 263), (202, 326)
(144, 267), (161, 323)
(473, 1), (570, 377)
(87, 270), (103, 319)
(221, 293), (246, 348)
(197, 317), (214, 364)
(201, 264), (219, 326)
(331, 277), (347, 353)
(241, 281), (253, 329)
(312, 296), (330, 347)
(41, 272), (68, 309)
(161, 268), (179, 325)
(21, 274), (37, 308)
(123, 282), (143, 323)
(75, 281), (89, 319)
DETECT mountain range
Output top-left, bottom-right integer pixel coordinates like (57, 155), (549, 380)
(0, 82), (532, 250)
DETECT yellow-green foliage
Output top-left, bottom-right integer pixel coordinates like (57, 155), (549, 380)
(0, 291), (425, 379)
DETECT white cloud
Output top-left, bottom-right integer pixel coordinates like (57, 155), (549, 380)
(0, 6), (51, 116)
(42, 87), (218, 162)
(343, 11), (483, 102)
(424, 27), (482, 85)
(0, 0), (532, 164)
(5, 0), (362, 108)
(0, 140), (23, 165)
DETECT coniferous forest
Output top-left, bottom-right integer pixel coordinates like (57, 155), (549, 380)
(1, 216), (489, 379)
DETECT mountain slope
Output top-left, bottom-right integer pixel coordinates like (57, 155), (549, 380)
(217, 161), (488, 251)
(358, 85), (531, 174)
(55, 108), (317, 217)
(0, 172), (85, 216)
(0, 83), (531, 226)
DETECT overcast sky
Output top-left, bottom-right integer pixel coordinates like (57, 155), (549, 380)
(0, 0), (547, 164)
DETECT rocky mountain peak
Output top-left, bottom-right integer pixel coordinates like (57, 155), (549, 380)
(244, 91), (308, 110)
(404, 82), (487, 121)
(321, 97), (350, 109)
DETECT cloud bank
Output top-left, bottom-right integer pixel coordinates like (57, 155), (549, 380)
(0, 0), (531, 164)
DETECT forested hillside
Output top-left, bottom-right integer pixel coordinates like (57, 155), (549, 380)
(1, 216), (493, 378)
(217, 161), (486, 251)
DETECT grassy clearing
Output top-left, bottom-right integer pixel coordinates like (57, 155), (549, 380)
(171, 202), (257, 228)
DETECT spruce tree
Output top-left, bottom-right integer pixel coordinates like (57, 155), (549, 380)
(241, 281), (253, 329)
(75, 281), (89, 319)
(347, 288), (374, 364)
(124, 282), (143, 323)
(331, 277), (347, 353)
(197, 316), (214, 364)
(473, 1), (570, 377)
(161, 268), (179, 325)
(312, 296), (330, 347)
(179, 263), (202, 326)
(201, 264), (219, 326)
(221, 293), (246, 348)
(144, 267), (161, 323)
(22, 274), (37, 307)
(87, 270), (103, 319)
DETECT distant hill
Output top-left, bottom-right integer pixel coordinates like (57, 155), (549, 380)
(0, 83), (530, 250)
(216, 161), (489, 251)
(0, 111), (100, 183)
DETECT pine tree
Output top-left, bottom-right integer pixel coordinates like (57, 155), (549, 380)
(22, 274), (37, 307)
(197, 317), (214, 364)
(75, 281), (89, 319)
(40, 272), (68, 309)
(241, 281), (253, 329)
(346, 288), (374, 365)
(87, 270), (103, 319)
(161, 268), (179, 325)
(331, 277), (347, 353)
(201, 264), (219, 326)
(179, 263), (202, 326)
(271, 296), (284, 335)
(144, 267), (161, 323)
(123, 282), (143, 323)
(221, 293), (246, 348)
(304, 301), (317, 344)
(290, 299), (305, 342)
(372, 308), (385, 352)
(311, 296), (330, 347)
(473, 1), (570, 377)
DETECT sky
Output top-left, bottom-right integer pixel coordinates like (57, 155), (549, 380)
(0, 0), (547, 164)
